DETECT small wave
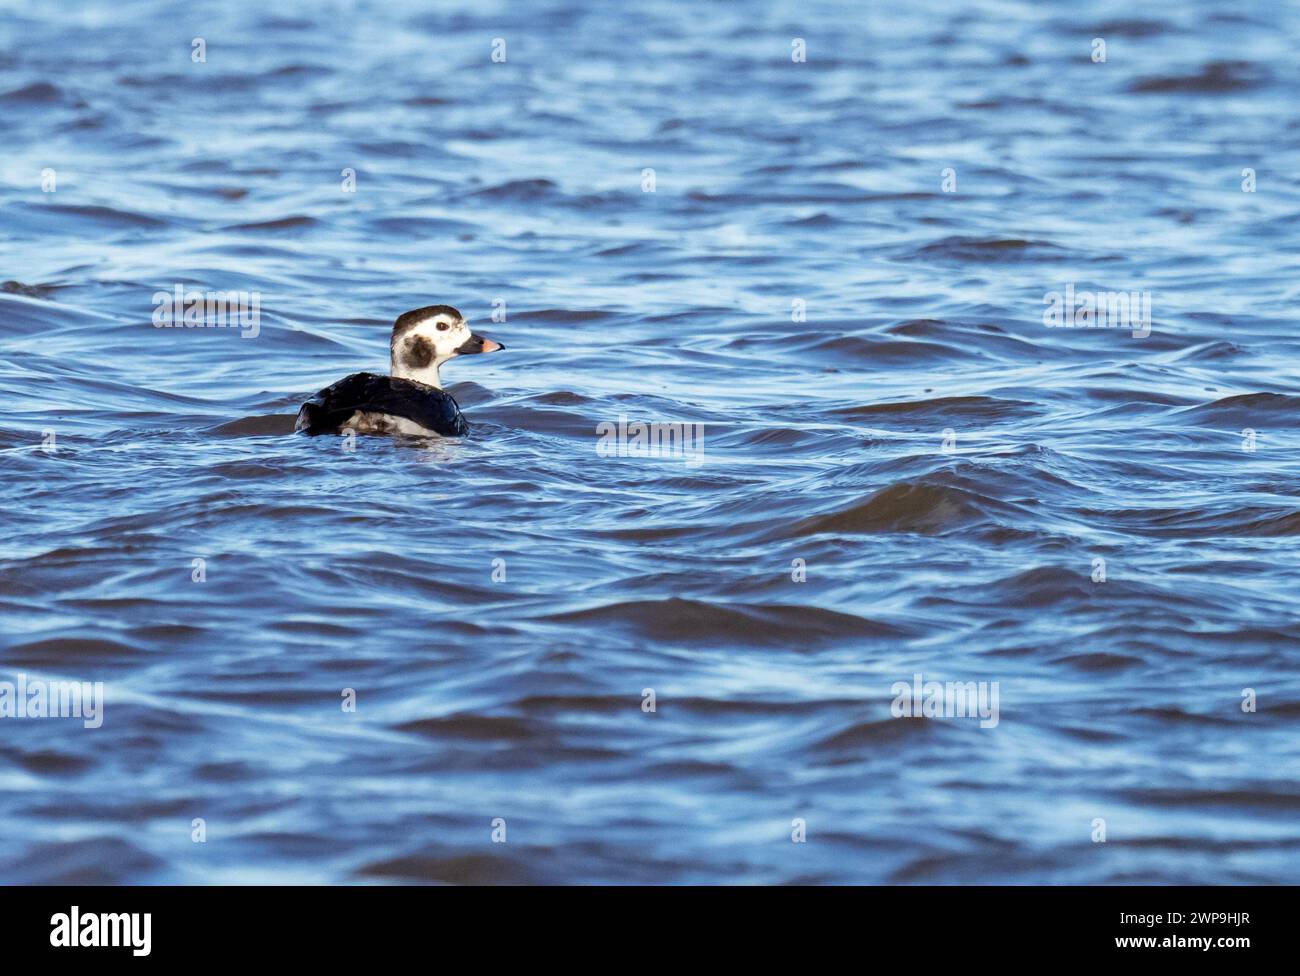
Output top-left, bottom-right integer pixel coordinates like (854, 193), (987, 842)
(1080, 502), (1300, 538)
(542, 597), (914, 645)
(266, 63), (332, 79)
(225, 216), (318, 232)
(1094, 19), (1172, 38)
(988, 566), (1103, 609)
(1180, 393), (1300, 430)
(469, 179), (559, 201)
(904, 236), (1070, 263)
(1130, 706), (1238, 727)
(815, 715), (947, 750)
(786, 483), (1017, 537)
(41, 204), (166, 228)
(1118, 786), (1300, 811)
(785, 212), (837, 227)
(799, 334), (966, 364)
(2, 636), (148, 667)
(1, 81), (64, 103)
(834, 395), (1039, 422)
(529, 391), (592, 406)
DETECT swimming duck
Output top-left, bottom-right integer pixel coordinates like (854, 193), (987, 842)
(295, 304), (504, 437)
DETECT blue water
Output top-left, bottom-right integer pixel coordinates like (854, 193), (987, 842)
(2, 0), (1300, 884)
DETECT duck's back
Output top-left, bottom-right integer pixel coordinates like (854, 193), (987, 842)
(295, 372), (468, 437)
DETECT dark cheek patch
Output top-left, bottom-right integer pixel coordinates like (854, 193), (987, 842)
(403, 335), (434, 369)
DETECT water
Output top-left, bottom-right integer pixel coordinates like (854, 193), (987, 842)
(2, 0), (1300, 884)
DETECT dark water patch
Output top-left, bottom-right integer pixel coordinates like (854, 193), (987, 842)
(35, 204), (166, 228)
(786, 483), (1019, 537)
(395, 714), (539, 741)
(356, 850), (536, 884)
(882, 318), (952, 336)
(988, 566), (1107, 609)
(1129, 60), (1271, 94)
(543, 598), (913, 645)
(1130, 706), (1238, 727)
(797, 334), (967, 364)
(4, 748), (96, 776)
(195, 761), (261, 783)
(1, 636), (149, 667)
(726, 425), (829, 451)
(1094, 18), (1175, 38)
(834, 395), (1040, 423)
(1119, 787), (1300, 811)
(594, 241), (672, 258)
(1078, 503), (1300, 538)
(1, 81), (64, 103)
(1051, 651), (1145, 672)
(1180, 393), (1300, 426)
(175, 687), (339, 707)
(510, 694), (642, 715)
(656, 696), (865, 717)
(265, 63), (333, 79)
(469, 179), (560, 201)
(529, 390), (592, 406)
(354, 140), (426, 158)
(225, 216), (319, 232)
(814, 715), (949, 751)
(209, 414), (299, 436)
(903, 236), (1071, 263)
(785, 212), (837, 227)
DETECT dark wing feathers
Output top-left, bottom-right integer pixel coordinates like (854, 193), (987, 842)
(295, 372), (469, 436)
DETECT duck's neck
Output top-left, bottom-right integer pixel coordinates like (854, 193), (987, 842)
(391, 357), (442, 389)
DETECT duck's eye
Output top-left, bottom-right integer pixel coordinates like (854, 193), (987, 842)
(436, 321), (449, 331)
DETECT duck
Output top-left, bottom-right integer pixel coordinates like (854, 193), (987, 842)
(295, 304), (504, 437)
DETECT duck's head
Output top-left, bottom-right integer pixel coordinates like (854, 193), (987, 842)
(389, 304), (504, 388)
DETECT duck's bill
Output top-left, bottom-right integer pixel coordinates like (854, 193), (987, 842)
(455, 334), (505, 354)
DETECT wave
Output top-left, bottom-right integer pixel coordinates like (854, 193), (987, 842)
(834, 395), (1040, 422)
(903, 236), (1071, 263)
(541, 597), (915, 644)
(785, 482), (1024, 536)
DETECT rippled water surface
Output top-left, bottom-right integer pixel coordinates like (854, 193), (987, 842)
(3, 0), (1300, 884)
